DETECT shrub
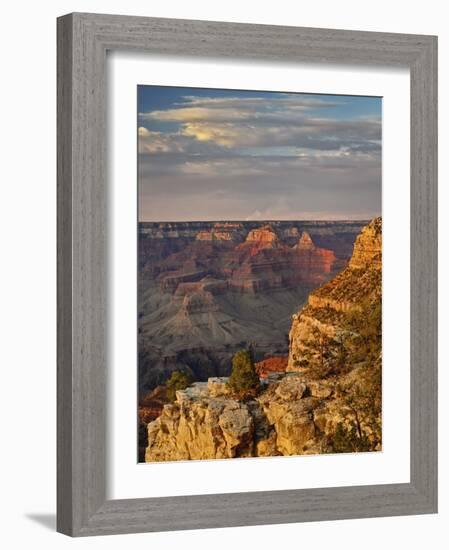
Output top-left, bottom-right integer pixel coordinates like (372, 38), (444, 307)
(165, 370), (194, 402)
(329, 422), (372, 453)
(227, 349), (260, 398)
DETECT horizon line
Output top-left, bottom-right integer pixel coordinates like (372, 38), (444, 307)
(138, 217), (379, 223)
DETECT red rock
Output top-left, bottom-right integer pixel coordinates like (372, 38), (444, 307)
(139, 405), (164, 424)
(226, 229), (336, 293)
(255, 356), (289, 379)
(297, 231), (314, 249)
(139, 385), (170, 423)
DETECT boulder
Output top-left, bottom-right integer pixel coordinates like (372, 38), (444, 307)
(208, 377), (231, 397)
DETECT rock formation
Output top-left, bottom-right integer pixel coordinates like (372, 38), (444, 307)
(296, 231), (314, 249)
(145, 375), (318, 461)
(348, 216), (382, 270)
(146, 379), (255, 461)
(145, 367), (378, 461)
(196, 222), (244, 242)
(255, 356), (288, 379)
(288, 217), (382, 372)
(230, 227), (336, 293)
(237, 224), (279, 251)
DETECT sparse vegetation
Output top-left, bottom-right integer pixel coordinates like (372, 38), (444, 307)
(165, 370), (194, 402)
(327, 422), (372, 453)
(326, 299), (382, 452)
(227, 349), (260, 398)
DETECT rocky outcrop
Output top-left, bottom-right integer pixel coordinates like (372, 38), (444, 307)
(160, 270), (207, 292)
(235, 225), (280, 258)
(139, 385), (170, 421)
(255, 356), (288, 379)
(292, 233), (336, 281)
(139, 385), (171, 461)
(348, 216), (382, 270)
(244, 225), (279, 245)
(288, 217), (382, 372)
(174, 278), (228, 297)
(146, 380), (255, 461)
(145, 371), (367, 461)
(296, 231), (314, 250)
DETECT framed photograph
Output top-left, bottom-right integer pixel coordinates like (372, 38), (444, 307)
(57, 13), (437, 536)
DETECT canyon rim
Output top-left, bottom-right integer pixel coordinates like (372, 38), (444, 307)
(137, 85), (382, 462)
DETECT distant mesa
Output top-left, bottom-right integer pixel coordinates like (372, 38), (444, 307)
(195, 230), (232, 241)
(236, 224), (280, 253)
(215, 222), (244, 230)
(295, 231), (315, 250)
(195, 222), (244, 242)
(245, 225), (278, 244)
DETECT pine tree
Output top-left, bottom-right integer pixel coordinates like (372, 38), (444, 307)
(227, 349), (260, 398)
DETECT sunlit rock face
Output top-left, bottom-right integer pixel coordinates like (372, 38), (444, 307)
(145, 375), (323, 461)
(240, 224), (280, 247)
(288, 217), (382, 372)
(145, 368), (378, 461)
(296, 231), (314, 250)
(349, 217), (382, 270)
(146, 381), (255, 461)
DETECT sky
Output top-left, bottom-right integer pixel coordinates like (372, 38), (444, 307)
(137, 86), (382, 221)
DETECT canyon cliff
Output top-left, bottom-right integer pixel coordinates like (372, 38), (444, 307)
(288, 217), (381, 372)
(145, 218), (382, 461)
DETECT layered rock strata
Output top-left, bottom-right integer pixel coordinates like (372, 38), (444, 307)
(288, 217), (382, 371)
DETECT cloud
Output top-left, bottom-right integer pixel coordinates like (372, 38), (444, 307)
(139, 95), (344, 124)
(138, 95), (380, 155)
(137, 91), (381, 221)
(179, 119), (380, 150)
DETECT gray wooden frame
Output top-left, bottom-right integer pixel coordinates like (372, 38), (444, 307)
(57, 12), (438, 537)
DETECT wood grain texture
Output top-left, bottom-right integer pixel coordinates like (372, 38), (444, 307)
(57, 12), (438, 536)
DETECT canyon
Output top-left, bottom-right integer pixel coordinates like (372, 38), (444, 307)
(138, 220), (367, 396)
(145, 218), (382, 461)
